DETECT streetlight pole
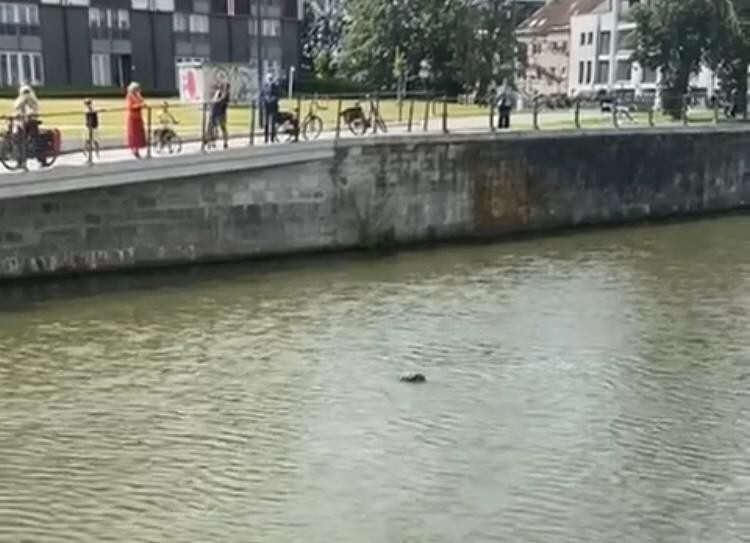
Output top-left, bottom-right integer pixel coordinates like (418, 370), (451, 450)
(62, 0), (71, 84)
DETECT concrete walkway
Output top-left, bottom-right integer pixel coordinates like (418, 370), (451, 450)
(0, 109), (647, 176)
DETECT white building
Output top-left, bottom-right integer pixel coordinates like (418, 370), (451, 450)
(568, 0), (717, 100)
(517, 0), (602, 97)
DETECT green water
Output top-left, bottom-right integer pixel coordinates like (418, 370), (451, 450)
(1, 217), (749, 542)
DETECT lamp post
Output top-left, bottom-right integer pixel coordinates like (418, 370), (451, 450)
(62, 0), (71, 84)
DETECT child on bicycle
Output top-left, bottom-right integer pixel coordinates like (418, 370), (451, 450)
(155, 101), (179, 152)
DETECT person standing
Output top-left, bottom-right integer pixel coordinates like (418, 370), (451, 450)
(496, 80), (515, 130)
(262, 75), (280, 143)
(125, 82), (146, 158)
(210, 82), (230, 149)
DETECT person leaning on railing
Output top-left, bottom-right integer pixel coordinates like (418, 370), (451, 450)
(125, 82), (147, 159)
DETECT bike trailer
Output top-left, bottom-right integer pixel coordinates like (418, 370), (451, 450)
(40, 129), (61, 154)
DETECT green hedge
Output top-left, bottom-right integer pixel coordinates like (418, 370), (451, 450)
(294, 76), (366, 96)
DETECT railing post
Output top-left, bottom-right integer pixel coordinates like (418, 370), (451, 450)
(87, 122), (94, 166)
(200, 101), (207, 152)
(490, 97), (495, 132)
(533, 96), (539, 130)
(612, 100), (619, 128)
(146, 106), (152, 158)
(335, 97), (342, 139)
(249, 99), (256, 146)
(407, 98), (415, 132)
(295, 95), (302, 142)
(713, 95), (719, 124)
(442, 95), (448, 134)
(19, 118), (27, 171)
(648, 104), (655, 127)
(682, 94), (689, 125)
(398, 96), (403, 122)
(373, 93), (380, 135)
(574, 98), (581, 129)
(422, 96), (430, 132)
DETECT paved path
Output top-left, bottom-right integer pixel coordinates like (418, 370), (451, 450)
(0, 109), (634, 176)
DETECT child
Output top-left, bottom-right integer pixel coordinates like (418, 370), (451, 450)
(83, 98), (100, 158)
(156, 101), (178, 151)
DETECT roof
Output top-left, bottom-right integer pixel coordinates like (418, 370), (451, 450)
(518, 0), (604, 35)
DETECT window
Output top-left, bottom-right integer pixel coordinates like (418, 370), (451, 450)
(173, 12), (188, 32)
(118, 9), (129, 30)
(235, 0), (249, 14)
(580, 33), (585, 45)
(261, 18), (280, 36)
(42, 0), (89, 5)
(596, 60), (609, 83)
(616, 59), (632, 81)
(585, 61), (592, 83)
(189, 13), (209, 33)
(0, 51), (43, 86)
(599, 31), (611, 55)
(532, 42), (541, 55)
(642, 66), (657, 83)
(578, 61), (584, 84)
(248, 17), (258, 34)
(193, 0), (209, 13)
(587, 32), (593, 45)
(618, 29), (635, 51)
(211, 0), (227, 13)
(92, 53), (111, 86)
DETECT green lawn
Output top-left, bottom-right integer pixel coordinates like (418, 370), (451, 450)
(0, 96), (722, 144)
(0, 97), (488, 142)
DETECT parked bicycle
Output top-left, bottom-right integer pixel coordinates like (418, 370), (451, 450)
(0, 115), (60, 171)
(274, 98), (327, 142)
(340, 98), (387, 136)
(153, 125), (183, 154)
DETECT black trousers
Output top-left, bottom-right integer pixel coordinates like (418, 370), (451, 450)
(498, 107), (511, 129)
(264, 108), (277, 143)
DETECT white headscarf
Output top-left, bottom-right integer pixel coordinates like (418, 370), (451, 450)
(14, 85), (39, 116)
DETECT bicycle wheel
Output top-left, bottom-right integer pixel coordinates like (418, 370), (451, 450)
(167, 134), (183, 154)
(0, 135), (22, 171)
(348, 117), (367, 136)
(375, 116), (388, 134)
(302, 115), (323, 141)
(38, 148), (57, 168)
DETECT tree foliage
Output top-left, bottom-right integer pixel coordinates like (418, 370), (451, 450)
(301, 0), (346, 78)
(633, 0), (715, 118)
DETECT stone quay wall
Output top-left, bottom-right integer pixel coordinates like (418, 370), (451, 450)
(1, 127), (749, 279)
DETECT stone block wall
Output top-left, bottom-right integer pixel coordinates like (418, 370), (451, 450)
(2, 128), (750, 279)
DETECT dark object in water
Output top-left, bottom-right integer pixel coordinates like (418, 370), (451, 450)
(400, 373), (426, 384)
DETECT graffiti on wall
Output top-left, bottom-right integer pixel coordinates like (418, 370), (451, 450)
(178, 62), (259, 104)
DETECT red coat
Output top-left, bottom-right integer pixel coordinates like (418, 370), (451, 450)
(125, 90), (146, 150)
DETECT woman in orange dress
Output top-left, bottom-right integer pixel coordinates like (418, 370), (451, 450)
(125, 82), (146, 158)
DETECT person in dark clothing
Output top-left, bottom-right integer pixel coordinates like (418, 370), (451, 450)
(261, 75), (281, 143)
(495, 80), (515, 129)
(209, 82), (230, 149)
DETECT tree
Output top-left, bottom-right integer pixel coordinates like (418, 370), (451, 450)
(454, 0), (518, 97)
(301, 0), (346, 78)
(633, 0), (715, 118)
(706, 0), (750, 117)
(340, 0), (481, 93)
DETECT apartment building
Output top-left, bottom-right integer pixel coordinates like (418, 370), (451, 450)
(516, 0), (601, 97)
(0, 0), (302, 92)
(568, 0), (715, 99)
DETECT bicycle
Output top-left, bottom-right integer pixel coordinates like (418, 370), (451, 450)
(0, 115), (60, 171)
(340, 98), (387, 136)
(153, 126), (183, 155)
(272, 98), (327, 142)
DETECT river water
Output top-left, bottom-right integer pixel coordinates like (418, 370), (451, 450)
(1, 217), (749, 542)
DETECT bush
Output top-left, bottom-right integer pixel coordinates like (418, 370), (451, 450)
(294, 76), (366, 96)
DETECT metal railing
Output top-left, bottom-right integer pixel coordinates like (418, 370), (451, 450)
(0, 91), (740, 173)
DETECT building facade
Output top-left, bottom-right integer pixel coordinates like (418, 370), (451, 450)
(568, 0), (716, 100)
(0, 0), (301, 92)
(516, 0), (601, 97)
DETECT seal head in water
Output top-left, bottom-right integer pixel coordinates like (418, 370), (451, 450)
(400, 373), (426, 383)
